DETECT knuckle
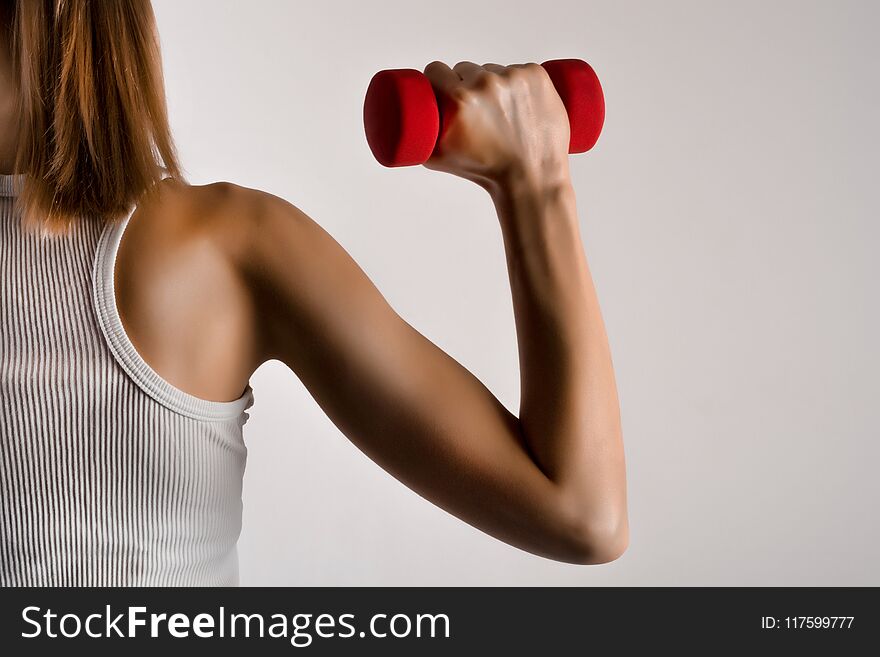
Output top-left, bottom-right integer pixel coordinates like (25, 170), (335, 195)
(451, 86), (473, 103)
(481, 70), (502, 86)
(522, 62), (550, 85)
(475, 71), (504, 92)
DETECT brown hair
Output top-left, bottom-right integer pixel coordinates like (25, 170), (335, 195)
(5, 0), (181, 230)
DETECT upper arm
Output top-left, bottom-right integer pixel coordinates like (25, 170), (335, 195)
(234, 188), (609, 563)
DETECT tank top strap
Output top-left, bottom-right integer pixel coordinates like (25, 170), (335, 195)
(92, 194), (254, 422)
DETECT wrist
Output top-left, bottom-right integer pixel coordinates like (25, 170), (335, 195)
(490, 165), (576, 224)
(488, 159), (573, 206)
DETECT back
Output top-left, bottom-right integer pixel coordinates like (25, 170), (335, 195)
(0, 173), (252, 586)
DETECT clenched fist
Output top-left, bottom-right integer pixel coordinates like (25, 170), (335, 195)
(423, 61), (571, 192)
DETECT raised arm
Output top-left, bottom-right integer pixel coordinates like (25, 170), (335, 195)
(242, 61), (627, 564)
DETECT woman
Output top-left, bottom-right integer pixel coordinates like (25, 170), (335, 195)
(0, 0), (627, 586)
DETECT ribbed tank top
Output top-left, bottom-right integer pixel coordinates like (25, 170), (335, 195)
(0, 174), (254, 586)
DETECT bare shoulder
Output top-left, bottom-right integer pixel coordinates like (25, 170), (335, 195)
(127, 179), (271, 250)
(114, 177), (303, 401)
(132, 178), (319, 266)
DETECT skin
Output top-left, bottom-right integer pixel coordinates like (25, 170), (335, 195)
(1, 32), (628, 563)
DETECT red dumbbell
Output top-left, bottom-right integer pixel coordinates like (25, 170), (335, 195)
(363, 59), (605, 167)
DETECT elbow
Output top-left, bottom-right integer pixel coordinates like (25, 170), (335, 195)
(571, 520), (629, 565)
(557, 502), (629, 565)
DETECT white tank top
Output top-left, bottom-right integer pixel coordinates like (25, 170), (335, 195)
(0, 173), (254, 586)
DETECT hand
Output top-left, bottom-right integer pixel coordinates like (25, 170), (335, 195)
(422, 61), (571, 193)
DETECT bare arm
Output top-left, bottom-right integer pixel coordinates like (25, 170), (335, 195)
(244, 61), (627, 564)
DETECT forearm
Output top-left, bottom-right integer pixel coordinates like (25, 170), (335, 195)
(491, 168), (628, 549)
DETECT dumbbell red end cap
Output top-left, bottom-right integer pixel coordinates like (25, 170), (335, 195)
(541, 59), (605, 154)
(364, 69), (439, 167)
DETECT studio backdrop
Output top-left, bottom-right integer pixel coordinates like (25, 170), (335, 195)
(152, 0), (879, 586)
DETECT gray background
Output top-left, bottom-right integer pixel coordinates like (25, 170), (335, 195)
(152, 0), (879, 585)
